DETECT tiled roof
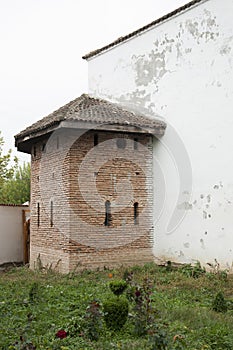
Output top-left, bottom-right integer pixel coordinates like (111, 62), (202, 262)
(15, 94), (166, 143)
(82, 0), (206, 60)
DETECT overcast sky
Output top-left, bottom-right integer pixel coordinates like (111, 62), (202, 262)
(0, 0), (189, 163)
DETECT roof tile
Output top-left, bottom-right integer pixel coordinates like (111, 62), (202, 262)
(15, 94), (166, 141)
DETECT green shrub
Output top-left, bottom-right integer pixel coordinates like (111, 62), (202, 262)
(109, 280), (127, 296)
(212, 292), (228, 313)
(103, 296), (129, 331)
(180, 262), (206, 278)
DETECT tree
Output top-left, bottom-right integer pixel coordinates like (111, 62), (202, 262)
(0, 131), (18, 186)
(0, 163), (30, 204)
(0, 132), (30, 204)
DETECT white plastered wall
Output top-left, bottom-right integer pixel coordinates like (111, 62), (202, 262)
(0, 205), (28, 264)
(87, 0), (233, 270)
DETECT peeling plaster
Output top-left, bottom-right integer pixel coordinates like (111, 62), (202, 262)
(184, 9), (219, 44)
(183, 190), (189, 195)
(200, 238), (205, 249)
(117, 89), (155, 116)
(133, 50), (168, 88)
(220, 36), (233, 56)
(178, 250), (184, 257)
(177, 202), (193, 210)
(128, 9), (221, 109)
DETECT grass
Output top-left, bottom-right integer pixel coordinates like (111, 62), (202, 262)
(0, 262), (233, 349)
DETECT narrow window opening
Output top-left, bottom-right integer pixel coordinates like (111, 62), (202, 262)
(134, 138), (138, 150)
(134, 202), (139, 225)
(33, 146), (37, 157)
(42, 143), (46, 152)
(104, 200), (111, 226)
(94, 133), (98, 146)
(50, 201), (54, 227)
(116, 138), (126, 149)
(37, 203), (40, 227)
(57, 136), (59, 149)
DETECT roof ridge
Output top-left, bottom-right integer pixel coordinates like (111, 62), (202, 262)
(82, 0), (207, 60)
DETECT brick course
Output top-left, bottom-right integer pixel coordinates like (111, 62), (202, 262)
(30, 128), (154, 273)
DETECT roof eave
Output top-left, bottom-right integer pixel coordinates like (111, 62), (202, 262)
(59, 120), (166, 135)
(15, 119), (166, 154)
(15, 123), (60, 154)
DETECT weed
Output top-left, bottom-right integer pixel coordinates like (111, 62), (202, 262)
(180, 261), (206, 278)
(212, 292), (228, 313)
(85, 300), (103, 341)
(127, 277), (156, 336)
(29, 282), (39, 303)
(147, 324), (169, 350)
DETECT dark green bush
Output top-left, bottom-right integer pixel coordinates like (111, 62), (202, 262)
(103, 296), (129, 331)
(109, 280), (127, 296)
(212, 292), (228, 313)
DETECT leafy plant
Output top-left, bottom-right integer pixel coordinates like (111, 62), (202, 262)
(29, 282), (39, 303)
(84, 300), (103, 341)
(109, 280), (127, 296)
(127, 278), (155, 337)
(165, 260), (172, 272)
(212, 292), (228, 313)
(103, 296), (129, 331)
(10, 336), (36, 350)
(122, 268), (134, 283)
(180, 262), (206, 278)
(147, 324), (169, 350)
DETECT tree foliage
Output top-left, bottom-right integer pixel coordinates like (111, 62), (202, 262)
(0, 132), (18, 185)
(0, 131), (30, 204)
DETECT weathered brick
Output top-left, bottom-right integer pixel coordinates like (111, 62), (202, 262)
(30, 129), (154, 273)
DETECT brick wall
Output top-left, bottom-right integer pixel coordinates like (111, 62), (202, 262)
(30, 128), (154, 273)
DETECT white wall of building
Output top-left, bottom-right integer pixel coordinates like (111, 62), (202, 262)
(0, 205), (28, 265)
(87, 0), (233, 270)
